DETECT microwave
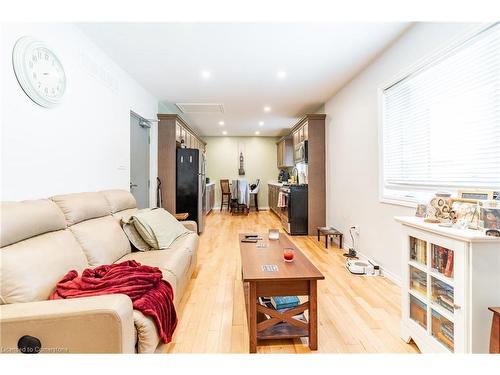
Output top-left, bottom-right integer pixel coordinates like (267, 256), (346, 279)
(294, 140), (308, 163)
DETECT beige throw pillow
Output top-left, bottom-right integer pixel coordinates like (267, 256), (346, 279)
(122, 222), (152, 251)
(120, 208), (152, 251)
(132, 208), (191, 250)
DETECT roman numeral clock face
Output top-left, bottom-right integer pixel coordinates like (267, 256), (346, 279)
(12, 36), (66, 108)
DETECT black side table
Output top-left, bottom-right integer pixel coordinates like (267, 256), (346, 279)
(317, 227), (343, 249)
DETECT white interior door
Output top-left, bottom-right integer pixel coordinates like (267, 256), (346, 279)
(130, 112), (150, 209)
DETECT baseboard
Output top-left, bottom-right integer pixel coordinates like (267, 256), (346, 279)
(340, 244), (402, 287)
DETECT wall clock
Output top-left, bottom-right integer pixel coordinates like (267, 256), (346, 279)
(12, 36), (67, 108)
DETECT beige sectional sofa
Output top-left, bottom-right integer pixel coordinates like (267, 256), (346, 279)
(0, 189), (198, 353)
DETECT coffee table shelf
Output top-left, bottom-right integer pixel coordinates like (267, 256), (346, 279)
(257, 322), (309, 340)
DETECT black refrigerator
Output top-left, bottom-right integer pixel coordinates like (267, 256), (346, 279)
(176, 148), (206, 233)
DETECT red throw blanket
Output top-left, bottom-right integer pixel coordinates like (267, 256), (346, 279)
(50, 260), (177, 344)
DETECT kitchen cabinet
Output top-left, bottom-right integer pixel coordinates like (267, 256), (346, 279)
(175, 119), (205, 152)
(205, 183), (215, 215)
(180, 127), (186, 144)
(292, 130), (300, 148)
(268, 184), (281, 216)
(176, 123), (182, 143)
(292, 121), (308, 148)
(276, 138), (293, 168)
(303, 122), (308, 141)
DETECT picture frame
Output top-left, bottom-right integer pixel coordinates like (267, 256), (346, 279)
(457, 190), (494, 201)
(449, 198), (480, 229)
(415, 204), (427, 218)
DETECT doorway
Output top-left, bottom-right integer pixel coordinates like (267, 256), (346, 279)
(130, 112), (150, 209)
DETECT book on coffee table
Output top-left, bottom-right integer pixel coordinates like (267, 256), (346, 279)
(271, 296), (300, 310)
(258, 297), (306, 322)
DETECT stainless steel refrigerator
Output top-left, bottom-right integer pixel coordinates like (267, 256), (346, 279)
(176, 148), (206, 233)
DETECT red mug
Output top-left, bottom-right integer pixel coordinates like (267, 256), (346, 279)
(283, 248), (295, 262)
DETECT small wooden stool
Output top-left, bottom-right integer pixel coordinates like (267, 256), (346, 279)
(317, 226), (343, 249)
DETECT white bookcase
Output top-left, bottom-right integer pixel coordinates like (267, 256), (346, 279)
(395, 216), (500, 353)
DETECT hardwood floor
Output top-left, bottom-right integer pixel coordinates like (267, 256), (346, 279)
(164, 210), (419, 353)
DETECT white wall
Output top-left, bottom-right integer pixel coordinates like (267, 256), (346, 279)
(1, 23), (159, 202)
(324, 22), (481, 283)
(204, 136), (280, 209)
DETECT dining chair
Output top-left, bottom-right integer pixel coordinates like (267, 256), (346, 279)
(249, 179), (260, 212)
(220, 179), (231, 211)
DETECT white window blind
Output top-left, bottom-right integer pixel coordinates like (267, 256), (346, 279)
(382, 23), (500, 202)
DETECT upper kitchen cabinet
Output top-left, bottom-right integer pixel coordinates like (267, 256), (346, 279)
(292, 121), (309, 149)
(277, 137), (294, 168)
(172, 115), (205, 152)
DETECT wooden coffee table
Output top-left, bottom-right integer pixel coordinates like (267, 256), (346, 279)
(240, 233), (324, 353)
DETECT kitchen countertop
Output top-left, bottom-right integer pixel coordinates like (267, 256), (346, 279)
(269, 181), (309, 187)
(268, 181), (284, 187)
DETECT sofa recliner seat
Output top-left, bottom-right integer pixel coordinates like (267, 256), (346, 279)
(0, 189), (198, 353)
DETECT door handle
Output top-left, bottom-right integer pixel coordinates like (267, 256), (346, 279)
(130, 183), (138, 188)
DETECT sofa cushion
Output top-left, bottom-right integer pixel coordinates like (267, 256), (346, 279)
(116, 234), (198, 307)
(0, 229), (88, 304)
(117, 251), (179, 292)
(70, 216), (131, 266)
(132, 208), (190, 250)
(51, 192), (111, 226)
(120, 247), (192, 284)
(0, 199), (66, 247)
(102, 190), (137, 214)
(133, 309), (161, 354)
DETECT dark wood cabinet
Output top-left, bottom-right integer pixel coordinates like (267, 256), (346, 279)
(205, 183), (215, 215)
(268, 184), (280, 216)
(276, 138), (293, 168)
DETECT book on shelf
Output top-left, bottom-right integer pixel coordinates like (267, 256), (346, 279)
(440, 321), (454, 342)
(271, 296), (300, 310)
(432, 246), (454, 278)
(258, 297), (306, 323)
(437, 295), (454, 313)
(411, 238), (427, 264)
(444, 250), (453, 278)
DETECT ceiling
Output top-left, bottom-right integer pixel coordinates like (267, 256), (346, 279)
(79, 23), (410, 136)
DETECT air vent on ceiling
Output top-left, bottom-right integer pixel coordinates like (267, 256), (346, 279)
(176, 103), (225, 113)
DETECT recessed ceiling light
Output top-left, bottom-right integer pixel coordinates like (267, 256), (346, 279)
(201, 70), (211, 79)
(255, 131), (260, 135)
(222, 130), (227, 135)
(263, 106), (271, 112)
(259, 121), (264, 126)
(277, 70), (287, 79)
(219, 121), (225, 126)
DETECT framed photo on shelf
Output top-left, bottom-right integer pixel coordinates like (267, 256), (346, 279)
(458, 190), (494, 201)
(449, 198), (480, 229)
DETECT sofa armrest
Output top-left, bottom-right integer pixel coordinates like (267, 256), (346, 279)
(0, 294), (135, 353)
(181, 220), (197, 232)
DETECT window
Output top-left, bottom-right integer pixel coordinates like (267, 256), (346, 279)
(381, 23), (500, 204)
